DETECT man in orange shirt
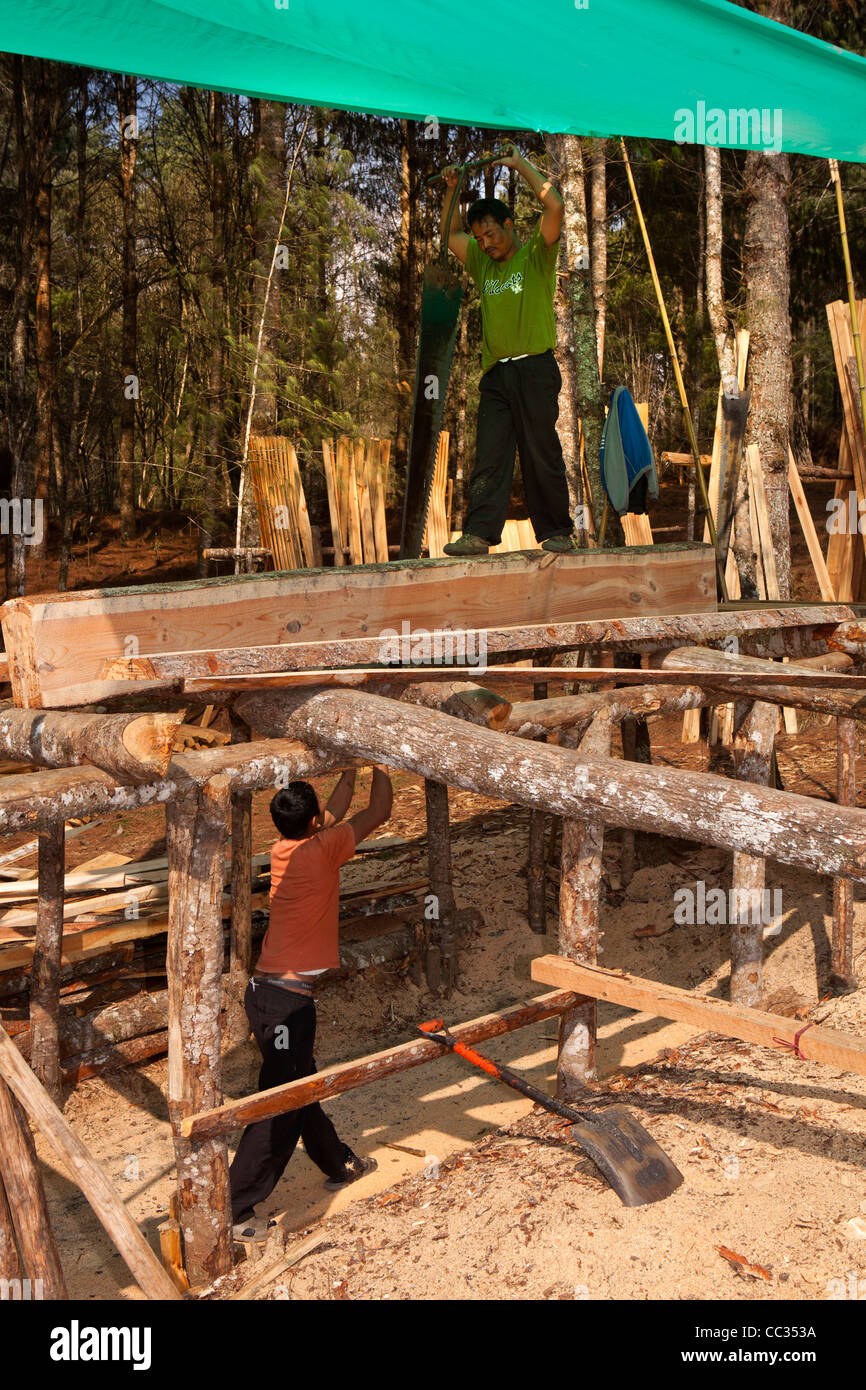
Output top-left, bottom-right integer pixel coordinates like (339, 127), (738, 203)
(230, 763), (394, 1241)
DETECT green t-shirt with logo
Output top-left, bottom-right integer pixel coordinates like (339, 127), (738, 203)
(465, 220), (559, 374)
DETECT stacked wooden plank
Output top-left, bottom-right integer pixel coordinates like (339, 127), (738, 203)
(825, 299), (866, 603)
(322, 436), (390, 565)
(248, 434), (321, 570)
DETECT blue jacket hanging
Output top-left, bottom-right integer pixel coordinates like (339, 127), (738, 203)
(599, 386), (658, 515)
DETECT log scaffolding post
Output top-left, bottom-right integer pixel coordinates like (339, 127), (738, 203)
(0, 1168), (19, 1281)
(556, 711), (613, 1099)
(227, 790), (253, 1044)
(30, 819), (65, 1103)
(0, 1078), (67, 1297)
(831, 716), (858, 993)
(166, 774), (234, 1288)
(729, 699), (778, 1006)
(618, 652), (651, 887)
(424, 778), (457, 993)
(527, 674), (549, 934)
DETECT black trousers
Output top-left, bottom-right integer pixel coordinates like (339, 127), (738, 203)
(229, 980), (352, 1220)
(462, 349), (573, 545)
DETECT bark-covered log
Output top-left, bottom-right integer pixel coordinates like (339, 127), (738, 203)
(182, 990), (581, 1142)
(0, 1168), (19, 1281)
(235, 686), (866, 883)
(99, 604), (852, 685)
(0, 738), (348, 835)
(424, 779), (456, 991)
(370, 679), (511, 728)
(0, 1078), (66, 1296)
(832, 717), (858, 993)
(29, 820), (64, 1101)
(557, 712), (612, 1099)
(227, 790), (253, 1044)
(729, 700), (778, 1007)
(0, 1023), (179, 1299)
(166, 776), (233, 1288)
(14, 987), (171, 1062)
(505, 684), (712, 739)
(0, 708), (183, 782)
(661, 644), (866, 718)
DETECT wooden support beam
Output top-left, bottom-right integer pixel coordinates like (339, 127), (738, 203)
(424, 779), (456, 992)
(556, 712), (612, 1098)
(831, 717), (858, 994)
(0, 1168), (20, 1282)
(505, 684), (714, 739)
(0, 1023), (179, 1299)
(96, 604), (852, 690)
(0, 708), (183, 783)
(661, 645), (866, 719)
(527, 673), (549, 936)
(29, 820), (65, 1101)
(181, 990), (580, 1142)
(227, 790), (253, 1045)
(531, 957), (866, 1077)
(234, 687), (866, 885)
(166, 776), (233, 1288)
(0, 1078), (66, 1297)
(729, 700), (778, 1006)
(368, 678), (511, 729)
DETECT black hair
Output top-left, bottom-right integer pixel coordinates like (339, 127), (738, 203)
(270, 782), (320, 839)
(466, 197), (512, 230)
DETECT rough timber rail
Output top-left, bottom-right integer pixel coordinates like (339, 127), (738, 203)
(0, 595), (864, 1292)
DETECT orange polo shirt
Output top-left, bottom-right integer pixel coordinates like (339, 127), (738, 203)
(256, 823), (357, 974)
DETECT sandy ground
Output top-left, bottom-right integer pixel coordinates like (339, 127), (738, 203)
(18, 713), (866, 1304)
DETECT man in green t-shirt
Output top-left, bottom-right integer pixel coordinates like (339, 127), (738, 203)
(441, 145), (576, 556)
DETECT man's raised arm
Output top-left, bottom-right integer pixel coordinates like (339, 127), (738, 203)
(347, 765), (394, 844)
(441, 167), (471, 264)
(501, 144), (564, 246)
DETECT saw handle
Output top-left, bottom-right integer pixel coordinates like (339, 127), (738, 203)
(426, 148), (513, 187)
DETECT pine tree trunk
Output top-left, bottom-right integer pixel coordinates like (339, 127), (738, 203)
(117, 75), (138, 543)
(7, 57), (33, 599)
(200, 90), (226, 575)
(743, 144), (792, 599)
(588, 138), (607, 376)
(556, 135), (606, 534)
(546, 133), (582, 529)
(32, 62), (60, 565)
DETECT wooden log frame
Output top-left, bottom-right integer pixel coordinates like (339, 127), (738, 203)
(556, 712), (612, 1098)
(166, 776), (233, 1288)
(530, 957), (866, 1078)
(527, 672), (549, 936)
(181, 990), (581, 1142)
(0, 1077), (67, 1297)
(29, 821), (65, 1100)
(2, 544), (716, 708)
(831, 717), (858, 994)
(661, 645), (866, 720)
(227, 790), (253, 1045)
(504, 683), (715, 739)
(95, 604), (853, 690)
(729, 700), (779, 1006)
(0, 708), (183, 783)
(0, 1023), (180, 1299)
(424, 779), (457, 992)
(234, 687), (866, 885)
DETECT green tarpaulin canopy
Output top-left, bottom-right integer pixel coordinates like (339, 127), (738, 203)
(1, 0), (864, 161)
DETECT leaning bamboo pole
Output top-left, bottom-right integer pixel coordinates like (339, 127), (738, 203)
(829, 159), (866, 443)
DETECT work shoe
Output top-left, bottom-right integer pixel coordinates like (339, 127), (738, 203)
(442, 533), (489, 556)
(324, 1155), (378, 1191)
(541, 532), (579, 553)
(232, 1215), (278, 1244)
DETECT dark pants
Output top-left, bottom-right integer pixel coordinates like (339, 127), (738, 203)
(462, 349), (573, 545)
(229, 980), (352, 1220)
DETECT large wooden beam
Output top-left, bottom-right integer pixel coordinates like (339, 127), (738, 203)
(2, 545), (715, 707)
(531, 956), (866, 1077)
(832, 717), (858, 993)
(235, 687), (866, 884)
(0, 708), (183, 782)
(29, 820), (65, 1101)
(97, 604), (853, 692)
(504, 685), (713, 738)
(0, 1023), (180, 1299)
(166, 776), (233, 1288)
(181, 990), (581, 1142)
